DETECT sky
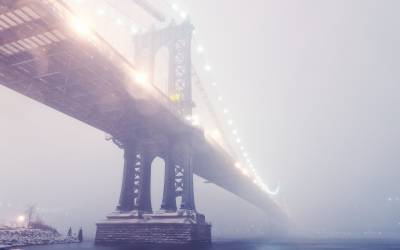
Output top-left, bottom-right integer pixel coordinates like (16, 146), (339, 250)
(1, 0), (400, 239)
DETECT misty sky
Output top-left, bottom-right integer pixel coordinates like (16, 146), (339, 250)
(1, 0), (400, 238)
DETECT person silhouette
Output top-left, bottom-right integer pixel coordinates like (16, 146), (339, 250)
(77, 227), (83, 242)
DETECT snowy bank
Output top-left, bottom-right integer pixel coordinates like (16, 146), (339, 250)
(0, 228), (79, 247)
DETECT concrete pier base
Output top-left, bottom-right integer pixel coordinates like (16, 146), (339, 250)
(95, 211), (211, 245)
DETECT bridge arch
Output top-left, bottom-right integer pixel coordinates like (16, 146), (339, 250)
(153, 47), (170, 94)
(150, 156), (166, 211)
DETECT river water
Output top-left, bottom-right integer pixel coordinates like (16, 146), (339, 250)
(21, 239), (400, 250)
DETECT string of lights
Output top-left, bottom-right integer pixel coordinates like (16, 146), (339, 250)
(163, 1), (279, 196)
(68, 0), (279, 196)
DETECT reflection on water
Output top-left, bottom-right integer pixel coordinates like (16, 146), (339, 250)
(23, 239), (400, 250)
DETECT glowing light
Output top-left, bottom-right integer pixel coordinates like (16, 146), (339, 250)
(172, 3), (179, 11)
(211, 82), (217, 87)
(197, 45), (204, 53)
(241, 168), (250, 176)
(240, 146), (245, 151)
(223, 109), (229, 114)
(17, 215), (25, 223)
(170, 93), (181, 102)
(244, 152), (248, 157)
(205, 129), (224, 145)
(70, 17), (90, 36)
(262, 183), (280, 196)
(217, 96), (223, 102)
(180, 11), (187, 19)
(130, 25), (138, 34)
(236, 138), (241, 143)
(211, 129), (221, 138)
(191, 115), (200, 126)
(228, 120), (233, 126)
(234, 162), (241, 168)
(232, 130), (237, 135)
(134, 71), (148, 85)
(204, 64), (211, 72)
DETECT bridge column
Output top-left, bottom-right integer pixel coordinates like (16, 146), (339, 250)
(180, 143), (195, 210)
(138, 151), (152, 213)
(116, 145), (136, 212)
(161, 150), (177, 211)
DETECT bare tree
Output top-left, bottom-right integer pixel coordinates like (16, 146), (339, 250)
(25, 205), (36, 228)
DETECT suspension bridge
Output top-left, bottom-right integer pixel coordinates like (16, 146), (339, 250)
(0, 0), (284, 245)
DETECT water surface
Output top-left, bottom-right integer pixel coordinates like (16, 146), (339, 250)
(23, 239), (400, 250)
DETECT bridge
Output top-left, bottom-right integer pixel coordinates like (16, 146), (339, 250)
(0, 0), (284, 245)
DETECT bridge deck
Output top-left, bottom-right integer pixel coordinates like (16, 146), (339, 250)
(0, 0), (282, 217)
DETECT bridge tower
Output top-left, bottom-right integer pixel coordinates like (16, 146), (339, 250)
(134, 20), (194, 116)
(95, 21), (211, 245)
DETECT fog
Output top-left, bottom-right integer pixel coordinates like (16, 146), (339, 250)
(1, 0), (400, 239)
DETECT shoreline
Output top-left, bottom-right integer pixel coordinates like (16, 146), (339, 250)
(0, 228), (79, 248)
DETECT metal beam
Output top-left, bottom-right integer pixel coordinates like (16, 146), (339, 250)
(0, 19), (60, 46)
(131, 0), (166, 22)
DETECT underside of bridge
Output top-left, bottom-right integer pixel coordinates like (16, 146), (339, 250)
(0, 0), (284, 245)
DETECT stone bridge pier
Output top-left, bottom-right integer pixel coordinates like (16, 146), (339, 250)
(95, 135), (211, 245)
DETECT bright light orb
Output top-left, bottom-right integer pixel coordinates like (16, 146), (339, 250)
(197, 45), (204, 53)
(17, 215), (25, 223)
(234, 161), (241, 169)
(172, 3), (179, 11)
(191, 115), (200, 126)
(134, 72), (148, 85)
(211, 129), (221, 140)
(241, 168), (249, 176)
(70, 17), (90, 36)
(180, 11), (187, 19)
(263, 183), (280, 196)
(131, 26), (138, 34)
